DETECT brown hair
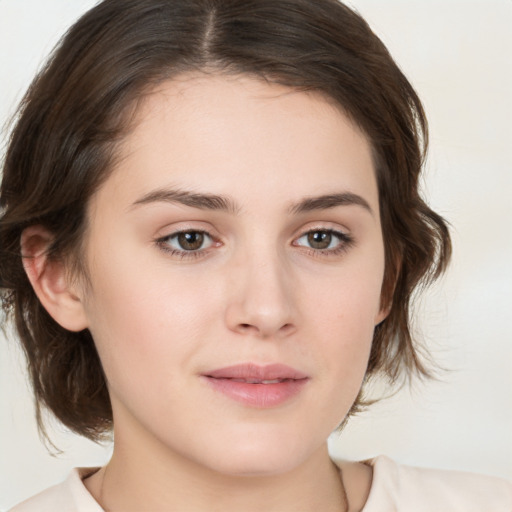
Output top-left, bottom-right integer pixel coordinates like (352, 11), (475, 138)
(0, 0), (450, 442)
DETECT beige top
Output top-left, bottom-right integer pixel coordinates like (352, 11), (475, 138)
(9, 455), (512, 512)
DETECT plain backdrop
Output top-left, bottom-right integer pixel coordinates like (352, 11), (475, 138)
(1, 0), (511, 509)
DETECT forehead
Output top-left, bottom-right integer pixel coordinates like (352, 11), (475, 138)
(90, 73), (378, 217)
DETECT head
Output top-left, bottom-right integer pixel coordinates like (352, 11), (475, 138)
(0, 0), (450, 463)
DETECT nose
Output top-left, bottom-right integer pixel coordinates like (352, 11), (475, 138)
(224, 248), (297, 339)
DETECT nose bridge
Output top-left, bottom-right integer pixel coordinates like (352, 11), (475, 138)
(225, 238), (296, 338)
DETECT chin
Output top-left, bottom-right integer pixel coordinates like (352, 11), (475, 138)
(196, 425), (320, 478)
(210, 452), (302, 478)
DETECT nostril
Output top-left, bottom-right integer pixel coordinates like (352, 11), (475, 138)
(237, 322), (295, 337)
(280, 323), (295, 334)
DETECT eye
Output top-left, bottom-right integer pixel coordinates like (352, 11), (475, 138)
(294, 229), (352, 253)
(158, 230), (214, 253)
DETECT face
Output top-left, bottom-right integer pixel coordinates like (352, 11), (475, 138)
(79, 74), (386, 476)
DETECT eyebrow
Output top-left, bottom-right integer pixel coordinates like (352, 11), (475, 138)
(131, 188), (373, 216)
(288, 192), (373, 216)
(131, 189), (240, 215)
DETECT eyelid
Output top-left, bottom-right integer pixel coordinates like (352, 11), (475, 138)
(291, 221), (351, 241)
(154, 219), (219, 237)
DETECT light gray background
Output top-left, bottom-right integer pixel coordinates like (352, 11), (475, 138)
(1, 0), (511, 509)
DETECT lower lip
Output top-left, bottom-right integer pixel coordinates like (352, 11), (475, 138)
(203, 377), (309, 408)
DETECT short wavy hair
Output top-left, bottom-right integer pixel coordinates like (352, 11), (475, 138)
(0, 0), (451, 442)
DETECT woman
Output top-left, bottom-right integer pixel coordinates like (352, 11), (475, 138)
(1, 0), (510, 510)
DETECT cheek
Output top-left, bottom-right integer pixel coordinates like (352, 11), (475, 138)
(81, 273), (222, 436)
(81, 252), (220, 388)
(296, 283), (378, 431)
(300, 256), (384, 378)
(304, 258), (384, 332)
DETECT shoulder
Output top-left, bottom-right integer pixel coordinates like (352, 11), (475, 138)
(8, 468), (103, 512)
(362, 455), (512, 512)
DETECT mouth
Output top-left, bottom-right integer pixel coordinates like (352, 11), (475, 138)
(227, 378), (291, 384)
(202, 364), (309, 408)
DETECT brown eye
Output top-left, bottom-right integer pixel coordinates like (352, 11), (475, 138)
(307, 231), (332, 249)
(294, 229), (352, 254)
(156, 229), (216, 258)
(158, 230), (214, 253)
(177, 231), (205, 251)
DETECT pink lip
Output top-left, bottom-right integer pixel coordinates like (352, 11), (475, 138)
(202, 364), (309, 408)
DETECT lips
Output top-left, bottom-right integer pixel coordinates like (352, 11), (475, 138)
(206, 363), (308, 381)
(202, 364), (309, 408)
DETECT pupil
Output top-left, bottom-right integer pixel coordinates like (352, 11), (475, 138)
(308, 231), (331, 249)
(178, 232), (204, 250)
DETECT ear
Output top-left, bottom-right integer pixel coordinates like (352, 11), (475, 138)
(21, 225), (88, 332)
(375, 254), (401, 326)
(374, 303), (391, 326)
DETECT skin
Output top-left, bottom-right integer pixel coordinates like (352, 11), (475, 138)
(24, 74), (385, 511)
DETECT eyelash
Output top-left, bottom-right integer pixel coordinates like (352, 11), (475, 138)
(155, 228), (354, 260)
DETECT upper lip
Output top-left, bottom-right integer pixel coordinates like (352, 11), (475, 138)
(204, 363), (309, 381)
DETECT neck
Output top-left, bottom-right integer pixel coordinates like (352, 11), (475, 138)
(85, 439), (347, 512)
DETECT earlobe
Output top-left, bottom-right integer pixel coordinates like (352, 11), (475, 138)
(21, 226), (89, 332)
(376, 254), (401, 326)
(375, 286), (395, 326)
(374, 304), (391, 326)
